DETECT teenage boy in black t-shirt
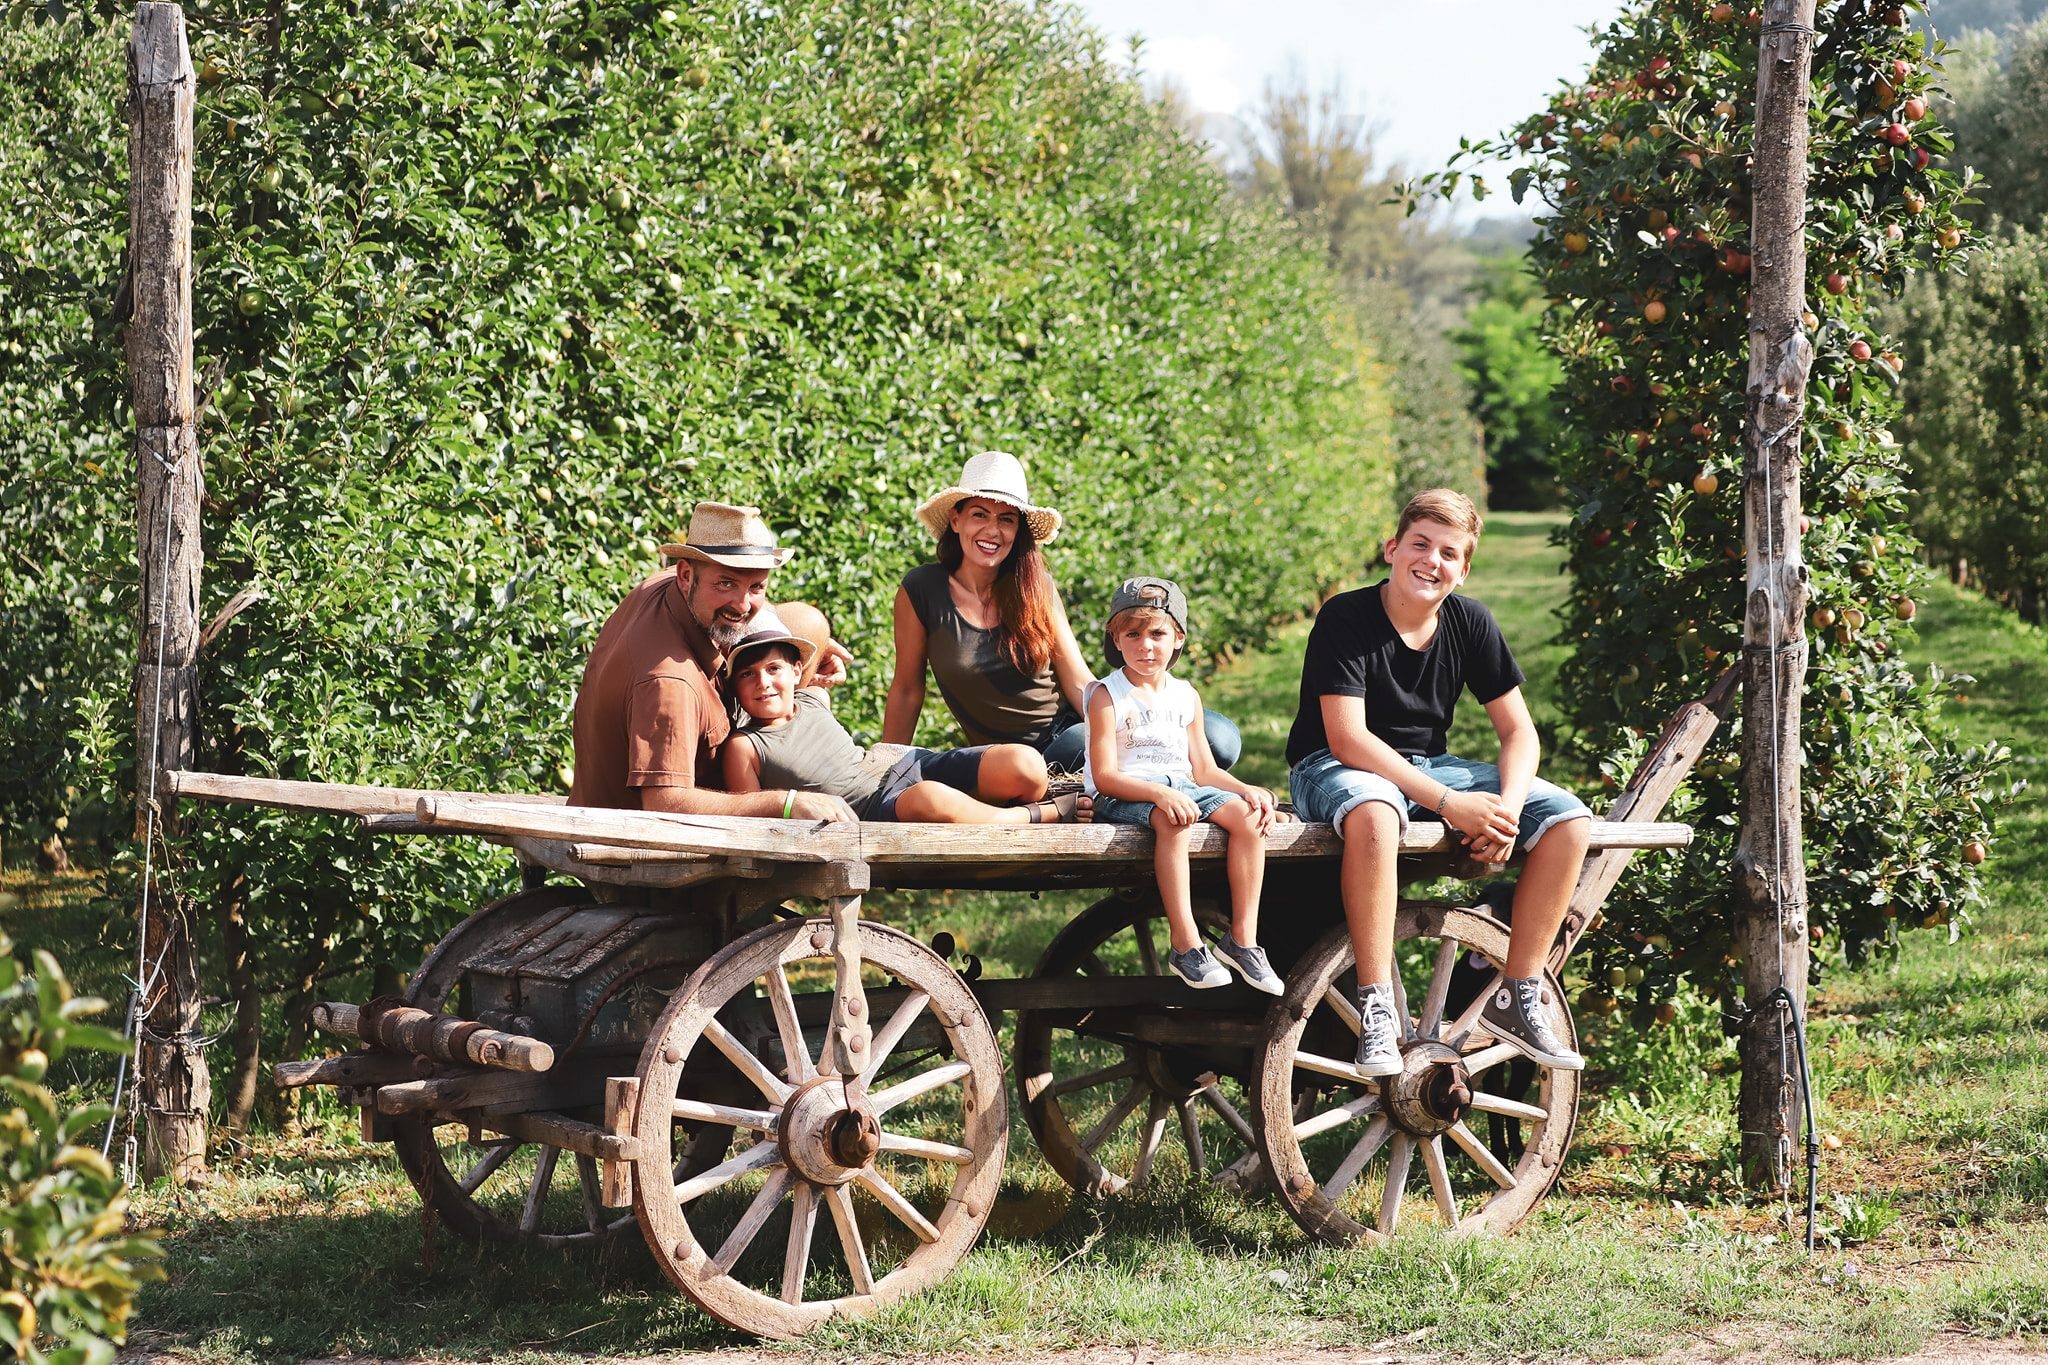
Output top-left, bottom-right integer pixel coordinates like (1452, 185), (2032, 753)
(1287, 489), (1592, 1077)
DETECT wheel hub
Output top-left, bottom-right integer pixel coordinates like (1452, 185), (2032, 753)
(1380, 1039), (1471, 1137)
(777, 1076), (875, 1185)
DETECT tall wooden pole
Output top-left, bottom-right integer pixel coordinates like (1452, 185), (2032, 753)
(1735, 0), (1817, 1190)
(129, 2), (210, 1184)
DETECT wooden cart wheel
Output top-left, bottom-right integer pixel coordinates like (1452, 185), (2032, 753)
(630, 914), (1006, 1339)
(1256, 901), (1580, 1244)
(389, 885), (729, 1248)
(1015, 892), (1264, 1198)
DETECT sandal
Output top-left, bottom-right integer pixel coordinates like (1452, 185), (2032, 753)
(1027, 791), (1092, 824)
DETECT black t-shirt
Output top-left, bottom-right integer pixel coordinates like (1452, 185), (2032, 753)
(1286, 584), (1526, 765)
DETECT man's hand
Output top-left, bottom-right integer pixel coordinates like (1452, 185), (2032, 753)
(811, 638), (853, 689)
(789, 791), (859, 823)
(1442, 790), (1518, 851)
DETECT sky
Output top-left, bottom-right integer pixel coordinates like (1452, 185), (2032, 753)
(1068, 0), (1627, 220)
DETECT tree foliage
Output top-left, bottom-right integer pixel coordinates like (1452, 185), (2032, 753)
(1895, 224), (2048, 617)
(1416, 0), (2014, 1018)
(1938, 14), (2048, 224)
(0, 0), (1396, 1103)
(0, 933), (160, 1365)
(1452, 253), (1567, 508)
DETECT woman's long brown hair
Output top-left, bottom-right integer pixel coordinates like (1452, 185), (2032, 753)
(936, 516), (1059, 676)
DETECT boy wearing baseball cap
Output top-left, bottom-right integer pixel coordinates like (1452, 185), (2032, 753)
(1085, 578), (1285, 994)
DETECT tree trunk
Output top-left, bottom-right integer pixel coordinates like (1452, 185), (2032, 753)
(128, 2), (210, 1184)
(1735, 0), (1818, 1189)
(219, 869), (263, 1134)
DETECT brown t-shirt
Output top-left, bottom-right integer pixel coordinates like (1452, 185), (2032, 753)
(568, 570), (730, 809)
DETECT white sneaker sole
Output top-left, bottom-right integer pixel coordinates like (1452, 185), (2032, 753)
(1483, 1021), (1585, 1071)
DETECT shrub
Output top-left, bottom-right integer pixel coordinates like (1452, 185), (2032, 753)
(0, 0), (1395, 1093)
(1893, 224), (2048, 618)
(1413, 0), (2014, 1012)
(0, 932), (161, 1365)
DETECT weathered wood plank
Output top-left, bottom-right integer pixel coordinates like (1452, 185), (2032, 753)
(272, 1051), (431, 1090)
(373, 1069), (603, 1117)
(477, 1108), (638, 1162)
(169, 771), (563, 817)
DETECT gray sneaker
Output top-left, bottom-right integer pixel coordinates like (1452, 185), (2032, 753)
(1353, 982), (1404, 1077)
(1167, 943), (1231, 989)
(1216, 935), (1284, 996)
(1478, 976), (1585, 1071)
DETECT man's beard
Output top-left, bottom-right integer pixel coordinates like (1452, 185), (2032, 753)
(689, 583), (757, 652)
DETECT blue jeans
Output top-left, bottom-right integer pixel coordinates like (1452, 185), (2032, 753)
(1091, 773), (1243, 828)
(1288, 749), (1589, 850)
(1042, 708), (1242, 773)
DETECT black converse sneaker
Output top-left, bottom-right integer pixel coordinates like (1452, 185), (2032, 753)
(1353, 982), (1403, 1078)
(1477, 975), (1585, 1070)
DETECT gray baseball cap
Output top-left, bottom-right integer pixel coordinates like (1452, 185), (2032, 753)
(1103, 576), (1189, 668)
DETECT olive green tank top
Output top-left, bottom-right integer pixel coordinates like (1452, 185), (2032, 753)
(901, 561), (1063, 746)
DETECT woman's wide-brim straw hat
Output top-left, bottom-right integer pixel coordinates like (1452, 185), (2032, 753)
(915, 450), (1063, 546)
(721, 605), (821, 678)
(660, 501), (794, 569)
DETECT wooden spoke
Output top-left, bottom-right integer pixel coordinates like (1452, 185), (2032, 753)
(1457, 1042), (1521, 1076)
(1080, 1083), (1148, 1156)
(519, 1145), (560, 1236)
(458, 1140), (519, 1195)
(671, 1097), (777, 1131)
(1294, 1049), (1373, 1085)
(1131, 1094), (1172, 1189)
(674, 1140), (782, 1204)
(1324, 983), (1363, 1034)
(781, 1181), (818, 1305)
(878, 1131), (975, 1164)
(1421, 1136), (1459, 1228)
(1378, 1133), (1415, 1235)
(1215, 1148), (1265, 1190)
(1446, 1121), (1519, 1190)
(824, 1183), (875, 1296)
(1443, 969), (1503, 1047)
(1417, 938), (1459, 1039)
(1080, 950), (1111, 978)
(1322, 1115), (1391, 1205)
(856, 1168), (941, 1244)
(705, 1017), (793, 1105)
(1470, 1091), (1547, 1123)
(713, 1168), (793, 1275)
(1197, 1083), (1258, 1145)
(1133, 920), (1162, 977)
(764, 965), (815, 1085)
(1176, 1099), (1207, 1177)
(1388, 968), (1411, 1039)
(859, 989), (929, 1089)
(576, 1154), (604, 1232)
(1044, 1057), (1140, 1101)
(869, 1059), (972, 1117)
(1294, 1091), (1380, 1142)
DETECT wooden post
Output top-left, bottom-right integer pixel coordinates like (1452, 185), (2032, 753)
(1735, 0), (1818, 1190)
(128, 1), (210, 1184)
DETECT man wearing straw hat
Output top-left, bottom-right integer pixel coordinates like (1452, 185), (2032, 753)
(568, 501), (856, 819)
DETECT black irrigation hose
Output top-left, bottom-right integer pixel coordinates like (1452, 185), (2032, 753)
(1758, 984), (1821, 1251)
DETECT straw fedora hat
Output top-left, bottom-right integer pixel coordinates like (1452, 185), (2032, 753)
(660, 501), (794, 569)
(720, 606), (820, 678)
(914, 451), (1063, 546)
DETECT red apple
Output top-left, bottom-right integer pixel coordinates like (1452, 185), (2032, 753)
(1849, 339), (1873, 360)
(1880, 123), (1911, 147)
(1591, 527), (1612, 548)
(1694, 469), (1719, 495)
(1824, 271), (1850, 295)
(1903, 96), (1927, 121)
(1964, 839), (1988, 865)
(1911, 146), (1931, 170)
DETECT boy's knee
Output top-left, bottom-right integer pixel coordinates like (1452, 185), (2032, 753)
(980, 745), (1046, 801)
(1342, 800), (1401, 844)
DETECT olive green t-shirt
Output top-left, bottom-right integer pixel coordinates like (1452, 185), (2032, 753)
(901, 561), (1063, 746)
(735, 689), (885, 808)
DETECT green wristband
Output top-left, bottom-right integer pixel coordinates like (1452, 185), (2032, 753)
(782, 789), (796, 819)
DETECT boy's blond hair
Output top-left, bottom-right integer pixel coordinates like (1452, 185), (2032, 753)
(1107, 604), (1181, 641)
(1394, 488), (1484, 563)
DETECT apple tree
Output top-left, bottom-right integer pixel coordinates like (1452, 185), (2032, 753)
(1417, 0), (2014, 1022)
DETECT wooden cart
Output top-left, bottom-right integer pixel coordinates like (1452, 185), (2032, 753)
(167, 683), (1726, 1340)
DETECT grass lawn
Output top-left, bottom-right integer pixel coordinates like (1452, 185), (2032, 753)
(9, 510), (2048, 1361)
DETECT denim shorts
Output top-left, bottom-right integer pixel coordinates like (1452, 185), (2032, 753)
(861, 745), (989, 822)
(1091, 773), (1243, 828)
(1288, 749), (1589, 851)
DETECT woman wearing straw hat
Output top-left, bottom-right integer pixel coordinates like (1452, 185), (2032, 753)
(883, 451), (1241, 773)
